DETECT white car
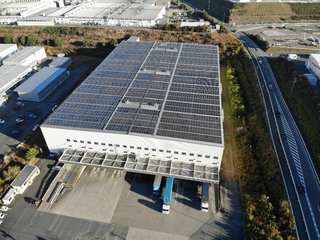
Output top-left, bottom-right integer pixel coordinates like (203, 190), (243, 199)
(15, 117), (24, 123)
(0, 206), (9, 212)
(0, 213), (5, 219)
(0, 119), (5, 124)
(0, 220), (3, 225)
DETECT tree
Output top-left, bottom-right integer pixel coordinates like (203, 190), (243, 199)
(27, 34), (39, 46)
(25, 147), (39, 161)
(109, 38), (118, 47)
(20, 34), (27, 46)
(82, 38), (90, 47)
(3, 166), (21, 181)
(4, 34), (13, 44)
(52, 37), (64, 47)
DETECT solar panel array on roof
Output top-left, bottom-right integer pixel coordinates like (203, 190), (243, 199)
(44, 41), (223, 145)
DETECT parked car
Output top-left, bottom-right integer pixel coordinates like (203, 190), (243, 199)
(0, 206), (8, 212)
(0, 119), (5, 124)
(15, 117), (24, 123)
(28, 113), (38, 119)
(51, 104), (58, 111)
(16, 101), (24, 107)
(11, 130), (20, 135)
(0, 213), (5, 219)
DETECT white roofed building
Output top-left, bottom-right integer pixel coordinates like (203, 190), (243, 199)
(0, 44), (18, 62)
(306, 53), (320, 85)
(0, 65), (32, 106)
(2, 46), (46, 67)
(11, 165), (40, 194)
(41, 40), (224, 184)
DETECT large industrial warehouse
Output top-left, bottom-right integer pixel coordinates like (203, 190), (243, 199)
(41, 40), (223, 186)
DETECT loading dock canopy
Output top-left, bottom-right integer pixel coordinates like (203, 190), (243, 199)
(59, 148), (219, 183)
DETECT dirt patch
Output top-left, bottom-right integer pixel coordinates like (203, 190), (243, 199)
(230, 3), (294, 24)
(220, 65), (239, 180)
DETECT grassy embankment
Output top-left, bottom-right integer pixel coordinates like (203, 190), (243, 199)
(269, 57), (320, 175)
(221, 49), (296, 239)
(220, 64), (238, 179)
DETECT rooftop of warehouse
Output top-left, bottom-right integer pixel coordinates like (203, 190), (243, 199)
(43, 40), (223, 146)
(2, 46), (44, 64)
(14, 67), (66, 94)
(0, 65), (31, 91)
(11, 165), (39, 188)
(0, 44), (16, 52)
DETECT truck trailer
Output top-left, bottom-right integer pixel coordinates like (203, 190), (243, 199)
(201, 182), (209, 212)
(162, 176), (174, 214)
(153, 175), (162, 194)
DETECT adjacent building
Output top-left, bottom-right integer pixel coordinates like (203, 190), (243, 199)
(0, 65), (32, 105)
(15, 67), (69, 102)
(306, 53), (320, 83)
(2, 165), (40, 205)
(11, 165), (40, 194)
(41, 40), (224, 184)
(3, 46), (46, 67)
(0, 44), (18, 62)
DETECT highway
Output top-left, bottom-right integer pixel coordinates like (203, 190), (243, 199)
(238, 32), (320, 240)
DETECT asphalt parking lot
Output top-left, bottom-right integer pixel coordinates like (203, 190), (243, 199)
(36, 167), (244, 240)
(0, 64), (89, 157)
(244, 24), (320, 51)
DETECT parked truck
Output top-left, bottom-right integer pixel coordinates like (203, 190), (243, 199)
(153, 175), (162, 194)
(201, 182), (209, 212)
(162, 176), (174, 214)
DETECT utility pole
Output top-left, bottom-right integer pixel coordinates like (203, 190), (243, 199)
(289, 77), (297, 97)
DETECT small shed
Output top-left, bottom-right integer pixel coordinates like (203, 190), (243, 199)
(49, 57), (72, 68)
(11, 165), (40, 194)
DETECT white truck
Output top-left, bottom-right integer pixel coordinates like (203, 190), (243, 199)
(201, 182), (209, 212)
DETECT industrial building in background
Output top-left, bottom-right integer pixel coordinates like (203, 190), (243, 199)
(14, 66), (69, 102)
(41, 39), (224, 213)
(0, 0), (169, 27)
(306, 53), (320, 86)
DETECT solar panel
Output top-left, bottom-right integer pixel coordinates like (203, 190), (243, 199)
(44, 41), (223, 145)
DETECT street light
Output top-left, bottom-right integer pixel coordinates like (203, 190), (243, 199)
(289, 77), (297, 98)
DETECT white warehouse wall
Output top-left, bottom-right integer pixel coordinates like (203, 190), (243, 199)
(41, 126), (224, 167)
(21, 47), (47, 66)
(0, 44), (18, 61)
